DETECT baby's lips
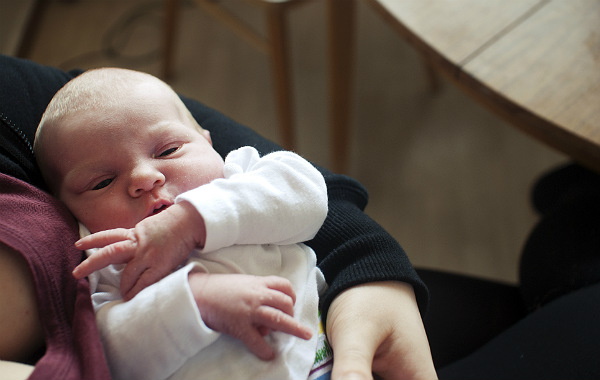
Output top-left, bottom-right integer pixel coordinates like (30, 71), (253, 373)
(146, 199), (173, 218)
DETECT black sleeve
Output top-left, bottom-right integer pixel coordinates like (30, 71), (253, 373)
(0, 55), (74, 188)
(308, 172), (428, 317)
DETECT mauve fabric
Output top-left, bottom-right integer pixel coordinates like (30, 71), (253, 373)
(0, 173), (110, 379)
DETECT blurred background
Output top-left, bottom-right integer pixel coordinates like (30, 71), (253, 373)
(2, 0), (566, 284)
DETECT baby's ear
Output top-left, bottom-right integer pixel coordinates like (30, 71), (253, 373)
(201, 129), (212, 145)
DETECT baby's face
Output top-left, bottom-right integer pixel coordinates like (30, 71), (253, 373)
(48, 84), (225, 233)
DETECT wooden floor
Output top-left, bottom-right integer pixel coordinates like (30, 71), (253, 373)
(7, 0), (566, 284)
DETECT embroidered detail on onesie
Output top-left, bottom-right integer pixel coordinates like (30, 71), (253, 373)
(308, 311), (333, 380)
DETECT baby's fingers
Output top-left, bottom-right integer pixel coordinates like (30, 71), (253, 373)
(121, 265), (164, 301)
(263, 276), (297, 304)
(72, 240), (136, 279)
(255, 307), (313, 341)
(238, 329), (276, 361)
(75, 228), (132, 250)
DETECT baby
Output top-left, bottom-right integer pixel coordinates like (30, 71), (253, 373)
(34, 67), (332, 380)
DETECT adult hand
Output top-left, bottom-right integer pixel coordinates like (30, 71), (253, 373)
(327, 281), (437, 380)
(73, 202), (205, 300)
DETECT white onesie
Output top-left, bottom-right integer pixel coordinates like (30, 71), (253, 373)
(84, 146), (328, 380)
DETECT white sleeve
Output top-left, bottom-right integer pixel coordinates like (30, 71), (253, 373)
(175, 146), (328, 253)
(91, 263), (219, 380)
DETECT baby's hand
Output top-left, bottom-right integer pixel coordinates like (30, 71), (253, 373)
(188, 273), (313, 360)
(73, 202), (206, 300)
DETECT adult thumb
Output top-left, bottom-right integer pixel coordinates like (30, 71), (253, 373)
(330, 340), (376, 380)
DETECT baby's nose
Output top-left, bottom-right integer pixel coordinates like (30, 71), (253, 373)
(129, 165), (165, 197)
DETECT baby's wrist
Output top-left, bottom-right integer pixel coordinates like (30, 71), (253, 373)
(170, 201), (207, 249)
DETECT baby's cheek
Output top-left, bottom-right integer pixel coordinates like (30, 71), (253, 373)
(179, 163), (223, 190)
(82, 205), (138, 233)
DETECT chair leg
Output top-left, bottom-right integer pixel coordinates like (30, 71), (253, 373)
(327, 0), (355, 174)
(162, 0), (180, 80)
(265, 3), (295, 151)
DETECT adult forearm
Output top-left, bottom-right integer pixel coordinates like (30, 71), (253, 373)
(0, 243), (43, 362)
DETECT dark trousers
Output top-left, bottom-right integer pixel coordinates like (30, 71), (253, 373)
(421, 163), (600, 380)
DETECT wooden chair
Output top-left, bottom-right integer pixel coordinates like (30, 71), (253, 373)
(162, 0), (307, 151)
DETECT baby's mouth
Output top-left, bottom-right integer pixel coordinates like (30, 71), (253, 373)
(153, 204), (168, 215)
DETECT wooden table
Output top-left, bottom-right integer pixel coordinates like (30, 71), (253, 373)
(330, 0), (600, 173)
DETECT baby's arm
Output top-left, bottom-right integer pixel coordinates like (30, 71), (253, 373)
(187, 271), (312, 360)
(178, 146), (328, 252)
(89, 264), (219, 380)
(90, 264), (310, 380)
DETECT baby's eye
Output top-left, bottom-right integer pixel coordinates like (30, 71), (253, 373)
(157, 146), (180, 157)
(92, 178), (112, 190)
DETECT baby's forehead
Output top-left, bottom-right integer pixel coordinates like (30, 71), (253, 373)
(81, 67), (154, 84)
(83, 72), (160, 97)
(56, 69), (200, 132)
(68, 77), (175, 115)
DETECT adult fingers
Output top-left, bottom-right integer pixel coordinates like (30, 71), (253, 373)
(329, 328), (378, 380)
(326, 286), (382, 380)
